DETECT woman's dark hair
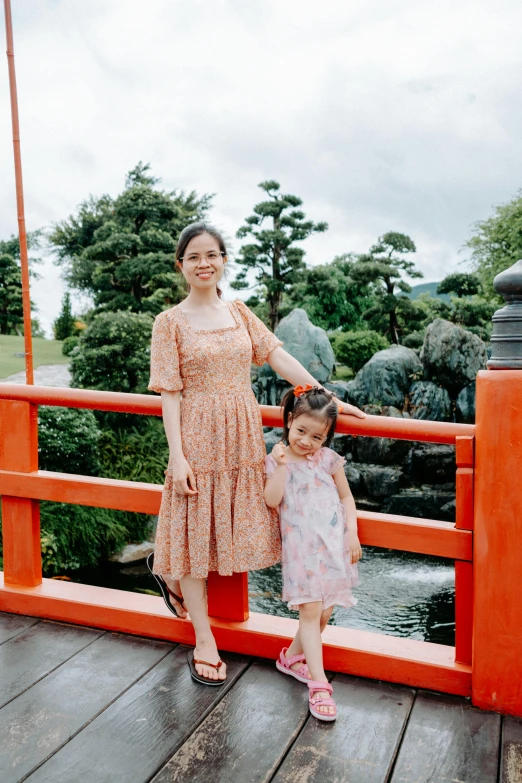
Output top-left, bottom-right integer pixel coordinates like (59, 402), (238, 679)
(175, 222), (228, 298)
(280, 386), (338, 447)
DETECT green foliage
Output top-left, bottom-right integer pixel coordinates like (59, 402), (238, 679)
(232, 180), (328, 330)
(285, 255), (373, 331)
(0, 233), (41, 335)
(466, 192), (522, 299)
(53, 292), (76, 340)
(402, 330), (425, 349)
(437, 273), (482, 298)
(330, 330), (389, 373)
(38, 407), (101, 475)
(349, 232), (423, 344)
(70, 310), (153, 393)
(62, 335), (80, 356)
(98, 418), (169, 485)
(49, 162), (211, 316)
(416, 292), (494, 341)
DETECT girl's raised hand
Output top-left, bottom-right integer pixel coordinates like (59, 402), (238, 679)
(350, 535), (363, 564)
(272, 443), (288, 466)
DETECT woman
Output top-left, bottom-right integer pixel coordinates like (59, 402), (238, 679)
(148, 221), (364, 685)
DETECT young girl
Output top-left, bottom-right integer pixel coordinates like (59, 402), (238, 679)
(264, 385), (362, 721)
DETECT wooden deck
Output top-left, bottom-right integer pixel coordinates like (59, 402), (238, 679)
(1, 611), (521, 783)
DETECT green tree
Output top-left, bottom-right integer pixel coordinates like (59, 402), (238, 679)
(466, 192), (522, 298)
(437, 273), (482, 298)
(49, 162), (212, 316)
(53, 292), (76, 340)
(330, 330), (389, 372)
(232, 180), (328, 331)
(350, 232), (424, 344)
(285, 255), (374, 331)
(70, 310), (153, 393)
(0, 233), (41, 335)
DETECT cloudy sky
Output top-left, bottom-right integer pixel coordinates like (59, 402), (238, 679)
(1, 0), (521, 335)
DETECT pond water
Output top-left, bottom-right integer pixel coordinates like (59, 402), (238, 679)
(73, 546), (455, 646)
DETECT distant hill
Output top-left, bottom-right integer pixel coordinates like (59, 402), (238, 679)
(407, 282), (450, 303)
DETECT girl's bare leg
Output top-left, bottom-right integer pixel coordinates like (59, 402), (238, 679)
(295, 602), (334, 716)
(285, 606), (333, 677)
(179, 574), (227, 681)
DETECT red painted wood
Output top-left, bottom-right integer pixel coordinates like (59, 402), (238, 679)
(456, 435), (474, 468)
(357, 511), (472, 560)
(207, 572), (249, 622)
(0, 576), (471, 696)
(473, 370), (522, 714)
(0, 400), (41, 587)
(456, 468), (474, 531)
(455, 560), (473, 665)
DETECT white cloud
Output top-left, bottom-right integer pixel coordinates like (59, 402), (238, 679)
(1, 0), (521, 334)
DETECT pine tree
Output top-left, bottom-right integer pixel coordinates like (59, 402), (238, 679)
(53, 292), (76, 340)
(231, 181), (327, 331)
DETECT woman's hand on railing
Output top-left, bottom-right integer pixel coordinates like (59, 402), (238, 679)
(337, 401), (366, 418)
(171, 456), (198, 495)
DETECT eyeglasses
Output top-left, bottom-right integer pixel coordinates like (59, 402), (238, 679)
(179, 251), (225, 265)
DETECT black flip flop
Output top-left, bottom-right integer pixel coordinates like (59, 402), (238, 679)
(188, 649), (227, 686)
(146, 553), (186, 619)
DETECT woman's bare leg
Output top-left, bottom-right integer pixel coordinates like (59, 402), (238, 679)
(179, 574), (227, 681)
(162, 575), (188, 618)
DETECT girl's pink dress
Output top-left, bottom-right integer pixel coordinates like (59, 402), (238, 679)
(265, 447), (359, 610)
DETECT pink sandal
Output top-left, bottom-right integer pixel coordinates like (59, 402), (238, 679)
(275, 647), (311, 684)
(308, 680), (337, 722)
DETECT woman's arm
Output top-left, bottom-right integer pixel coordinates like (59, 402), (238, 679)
(161, 391), (197, 495)
(266, 346), (365, 419)
(333, 467), (362, 563)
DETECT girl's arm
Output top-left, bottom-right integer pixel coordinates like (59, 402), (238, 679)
(266, 346), (365, 419)
(161, 391), (197, 495)
(333, 467), (362, 563)
(264, 444), (287, 508)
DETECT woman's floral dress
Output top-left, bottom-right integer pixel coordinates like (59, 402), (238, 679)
(149, 300), (282, 579)
(265, 447), (359, 610)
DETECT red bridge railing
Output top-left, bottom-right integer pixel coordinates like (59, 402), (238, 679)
(0, 373), (520, 716)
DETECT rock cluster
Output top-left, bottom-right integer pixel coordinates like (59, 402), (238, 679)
(257, 310), (487, 523)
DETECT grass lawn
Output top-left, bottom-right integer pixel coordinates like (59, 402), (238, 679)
(332, 364), (354, 381)
(0, 335), (68, 379)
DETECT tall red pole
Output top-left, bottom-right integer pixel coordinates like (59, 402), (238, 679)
(3, 0), (34, 384)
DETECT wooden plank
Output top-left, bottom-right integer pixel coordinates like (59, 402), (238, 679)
(0, 610), (39, 644)
(0, 631), (173, 783)
(357, 510), (472, 560)
(0, 576), (472, 697)
(500, 716), (522, 783)
(25, 646), (249, 783)
(0, 620), (102, 708)
(0, 469), (162, 514)
(151, 660), (312, 783)
(455, 560), (473, 665)
(273, 675), (414, 783)
(390, 690), (501, 783)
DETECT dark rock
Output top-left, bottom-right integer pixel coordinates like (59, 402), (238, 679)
(408, 443), (456, 484)
(323, 380), (353, 402)
(350, 462), (404, 499)
(440, 499), (456, 518)
(353, 404), (411, 466)
(345, 462), (362, 493)
(408, 380), (451, 421)
(348, 345), (423, 408)
(420, 318), (487, 392)
(259, 308), (335, 383)
(264, 428), (284, 454)
(456, 383), (476, 423)
(332, 434), (353, 457)
(382, 487), (456, 521)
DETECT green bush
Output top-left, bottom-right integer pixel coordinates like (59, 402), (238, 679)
(330, 330), (388, 373)
(38, 407), (101, 475)
(402, 330), (425, 349)
(98, 417), (169, 485)
(70, 310), (154, 393)
(62, 335), (80, 356)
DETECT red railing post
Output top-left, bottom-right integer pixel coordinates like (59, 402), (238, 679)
(207, 572), (249, 622)
(454, 435), (474, 666)
(0, 399), (41, 586)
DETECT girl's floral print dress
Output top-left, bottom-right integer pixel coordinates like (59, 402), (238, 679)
(265, 447), (359, 610)
(149, 300), (282, 580)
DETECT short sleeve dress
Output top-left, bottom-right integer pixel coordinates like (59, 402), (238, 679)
(149, 300), (282, 580)
(265, 447), (359, 610)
